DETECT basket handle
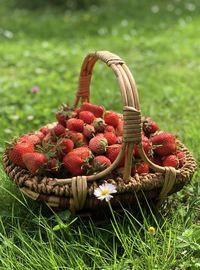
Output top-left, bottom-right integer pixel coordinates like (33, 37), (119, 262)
(74, 51), (140, 110)
(74, 51), (165, 183)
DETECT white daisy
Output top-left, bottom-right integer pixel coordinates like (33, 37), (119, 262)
(94, 183), (117, 202)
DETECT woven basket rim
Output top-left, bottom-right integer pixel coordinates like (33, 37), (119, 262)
(2, 139), (196, 197)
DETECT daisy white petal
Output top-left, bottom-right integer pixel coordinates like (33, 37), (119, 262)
(94, 183), (117, 202)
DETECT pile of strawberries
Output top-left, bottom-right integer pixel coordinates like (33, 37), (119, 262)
(8, 102), (186, 178)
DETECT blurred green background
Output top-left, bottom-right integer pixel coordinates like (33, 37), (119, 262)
(0, 0), (200, 269)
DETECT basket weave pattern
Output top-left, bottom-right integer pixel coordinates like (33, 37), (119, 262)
(2, 51), (197, 212)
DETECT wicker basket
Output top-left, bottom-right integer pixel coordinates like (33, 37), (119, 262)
(2, 51), (197, 213)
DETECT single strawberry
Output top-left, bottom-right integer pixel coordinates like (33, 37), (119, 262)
(134, 136), (152, 157)
(150, 132), (176, 157)
(96, 133), (104, 138)
(67, 118), (84, 132)
(23, 152), (47, 173)
(51, 124), (66, 137)
(63, 147), (92, 176)
(105, 125), (116, 134)
(69, 146), (92, 159)
(56, 112), (66, 127)
(83, 124), (95, 139)
(39, 126), (50, 135)
(132, 162), (149, 175)
(115, 119), (123, 136)
(142, 116), (159, 136)
(8, 142), (35, 168)
(104, 111), (119, 127)
(63, 155), (85, 176)
(93, 118), (106, 132)
(162, 154), (179, 168)
(92, 104), (105, 118)
(104, 132), (117, 145)
(106, 144), (125, 166)
(91, 156), (111, 172)
(67, 131), (86, 147)
(79, 111), (95, 124)
(57, 138), (74, 155)
(80, 102), (105, 118)
(89, 136), (108, 155)
(80, 102), (94, 112)
(177, 151), (186, 168)
(19, 134), (41, 145)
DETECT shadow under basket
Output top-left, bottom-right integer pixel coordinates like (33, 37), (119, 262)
(2, 51), (197, 214)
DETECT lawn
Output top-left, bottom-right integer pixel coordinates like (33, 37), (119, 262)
(0, 0), (200, 269)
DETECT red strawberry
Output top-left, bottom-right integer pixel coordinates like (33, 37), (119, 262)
(106, 144), (125, 166)
(105, 125), (116, 133)
(93, 118), (106, 132)
(80, 102), (105, 118)
(132, 162), (149, 175)
(22, 152), (47, 173)
(104, 111), (119, 127)
(91, 156), (111, 172)
(83, 124), (95, 139)
(89, 136), (108, 155)
(79, 111), (95, 124)
(116, 119), (123, 136)
(177, 151), (186, 168)
(69, 146), (92, 159)
(142, 116), (159, 136)
(56, 112), (66, 127)
(51, 124), (66, 137)
(63, 155), (84, 176)
(134, 136), (152, 157)
(92, 104), (105, 118)
(19, 134), (41, 145)
(67, 131), (86, 147)
(96, 133), (104, 138)
(104, 132), (117, 145)
(150, 132), (176, 157)
(39, 126), (50, 135)
(162, 154), (179, 168)
(116, 136), (123, 144)
(63, 147), (92, 176)
(8, 142), (35, 168)
(57, 138), (74, 155)
(67, 118), (84, 132)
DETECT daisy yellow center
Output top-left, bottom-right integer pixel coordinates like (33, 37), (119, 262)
(101, 189), (109, 196)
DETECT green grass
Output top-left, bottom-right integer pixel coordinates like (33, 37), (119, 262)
(0, 0), (200, 269)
